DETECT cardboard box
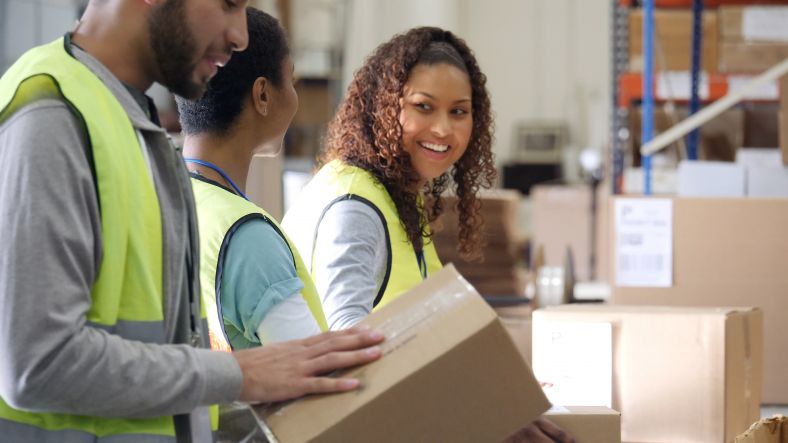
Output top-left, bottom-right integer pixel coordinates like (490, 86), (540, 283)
(719, 41), (788, 74)
(747, 166), (788, 197)
(629, 9), (719, 72)
(254, 265), (550, 442)
(533, 305), (763, 443)
(545, 406), (621, 443)
(608, 197), (788, 404)
(433, 190), (528, 296)
(629, 105), (744, 166)
(493, 302), (533, 364)
(531, 184), (611, 282)
(719, 6), (788, 43)
(677, 160), (746, 197)
(735, 416), (788, 443)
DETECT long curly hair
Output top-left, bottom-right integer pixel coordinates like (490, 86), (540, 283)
(321, 27), (496, 260)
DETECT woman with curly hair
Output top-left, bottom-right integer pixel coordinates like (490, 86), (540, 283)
(282, 27), (496, 330)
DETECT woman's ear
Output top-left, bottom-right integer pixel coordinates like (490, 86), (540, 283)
(252, 77), (270, 117)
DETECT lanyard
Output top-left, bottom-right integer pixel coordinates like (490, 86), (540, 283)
(416, 250), (427, 280)
(184, 158), (249, 201)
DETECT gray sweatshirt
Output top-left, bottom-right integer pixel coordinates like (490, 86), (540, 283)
(0, 42), (241, 418)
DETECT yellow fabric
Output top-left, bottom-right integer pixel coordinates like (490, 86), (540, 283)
(0, 37), (214, 439)
(192, 178), (328, 352)
(297, 160), (442, 309)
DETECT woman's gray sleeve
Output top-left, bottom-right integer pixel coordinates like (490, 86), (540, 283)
(312, 199), (388, 330)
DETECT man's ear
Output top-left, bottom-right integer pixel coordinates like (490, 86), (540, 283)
(252, 77), (270, 117)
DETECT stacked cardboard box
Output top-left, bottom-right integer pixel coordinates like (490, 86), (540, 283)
(533, 304), (763, 443)
(718, 6), (788, 73)
(629, 9), (719, 72)
(432, 189), (527, 296)
(735, 416), (788, 443)
(608, 197), (788, 404)
(544, 406), (621, 443)
(254, 265), (550, 442)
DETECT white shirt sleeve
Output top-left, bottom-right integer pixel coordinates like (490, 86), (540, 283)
(256, 292), (322, 345)
(313, 199), (389, 330)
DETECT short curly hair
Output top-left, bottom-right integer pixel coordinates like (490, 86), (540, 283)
(176, 7), (288, 136)
(322, 27), (496, 260)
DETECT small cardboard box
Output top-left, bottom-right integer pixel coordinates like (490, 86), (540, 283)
(608, 197), (788, 403)
(629, 9), (718, 72)
(545, 406), (621, 443)
(254, 265), (550, 442)
(677, 160), (746, 197)
(735, 416), (788, 443)
(532, 305), (762, 443)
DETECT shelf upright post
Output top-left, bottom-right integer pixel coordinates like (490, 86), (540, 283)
(611, 0), (630, 194)
(642, 0), (655, 196)
(687, 0), (703, 160)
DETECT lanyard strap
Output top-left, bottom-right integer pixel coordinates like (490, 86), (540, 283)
(416, 249), (427, 280)
(184, 158), (249, 201)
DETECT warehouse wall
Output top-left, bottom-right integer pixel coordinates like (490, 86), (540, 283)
(342, 0), (611, 181)
(2, 0), (81, 73)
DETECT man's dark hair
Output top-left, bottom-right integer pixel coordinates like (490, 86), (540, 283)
(177, 7), (289, 135)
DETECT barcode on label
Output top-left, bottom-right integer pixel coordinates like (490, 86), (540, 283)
(619, 254), (664, 272)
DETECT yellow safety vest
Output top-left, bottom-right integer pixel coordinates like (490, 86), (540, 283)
(283, 160), (442, 310)
(0, 37), (213, 442)
(191, 178), (328, 352)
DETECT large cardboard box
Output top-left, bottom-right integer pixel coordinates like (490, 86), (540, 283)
(719, 6), (788, 43)
(531, 184), (610, 282)
(545, 406), (621, 443)
(719, 41), (788, 74)
(608, 197), (788, 404)
(254, 265), (550, 442)
(629, 9), (719, 72)
(736, 416), (788, 443)
(533, 305), (763, 443)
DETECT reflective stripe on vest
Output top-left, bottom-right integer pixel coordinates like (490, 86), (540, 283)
(191, 178), (328, 351)
(282, 160), (442, 310)
(0, 418), (177, 443)
(0, 37), (212, 440)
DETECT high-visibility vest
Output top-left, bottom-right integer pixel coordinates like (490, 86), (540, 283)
(191, 178), (328, 352)
(282, 160), (442, 311)
(0, 37), (213, 442)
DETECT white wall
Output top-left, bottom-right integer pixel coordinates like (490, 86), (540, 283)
(2, 0), (81, 73)
(341, 0), (611, 181)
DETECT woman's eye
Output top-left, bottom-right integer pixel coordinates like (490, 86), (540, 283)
(414, 103), (431, 111)
(452, 108), (469, 116)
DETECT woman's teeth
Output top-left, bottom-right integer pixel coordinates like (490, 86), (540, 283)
(420, 142), (449, 153)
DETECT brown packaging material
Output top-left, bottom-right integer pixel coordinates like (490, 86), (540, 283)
(432, 189), (527, 296)
(493, 303), (533, 364)
(533, 305), (763, 443)
(254, 264), (550, 443)
(608, 197), (788, 403)
(629, 105), (744, 164)
(719, 41), (788, 74)
(629, 9), (718, 72)
(544, 406), (621, 443)
(735, 416), (788, 443)
(719, 6), (788, 43)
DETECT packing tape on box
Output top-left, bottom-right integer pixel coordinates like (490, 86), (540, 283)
(375, 282), (473, 356)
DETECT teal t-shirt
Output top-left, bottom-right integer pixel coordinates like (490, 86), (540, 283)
(219, 217), (304, 349)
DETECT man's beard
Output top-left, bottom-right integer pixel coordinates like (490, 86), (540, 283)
(147, 0), (202, 100)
